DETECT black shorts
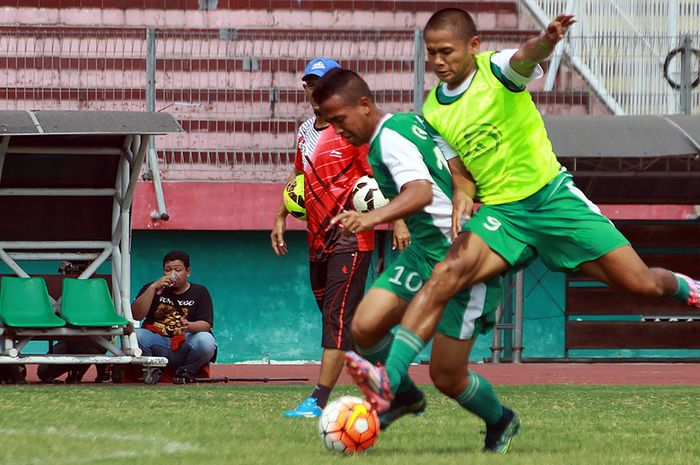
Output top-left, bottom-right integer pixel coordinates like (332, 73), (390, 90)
(309, 250), (371, 350)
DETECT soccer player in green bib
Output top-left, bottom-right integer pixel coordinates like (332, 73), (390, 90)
(312, 68), (519, 453)
(340, 7), (700, 449)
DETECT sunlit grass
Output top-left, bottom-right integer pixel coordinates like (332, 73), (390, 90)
(1, 384), (698, 465)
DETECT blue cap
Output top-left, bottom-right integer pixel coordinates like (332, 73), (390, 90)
(302, 57), (340, 80)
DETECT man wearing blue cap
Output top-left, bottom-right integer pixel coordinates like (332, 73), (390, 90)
(271, 58), (409, 417)
(302, 57), (341, 80)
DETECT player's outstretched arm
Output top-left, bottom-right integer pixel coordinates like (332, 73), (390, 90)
(510, 13), (576, 78)
(332, 180), (433, 235)
(448, 158), (477, 241)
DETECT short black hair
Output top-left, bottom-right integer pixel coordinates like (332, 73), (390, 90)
(312, 68), (373, 106)
(163, 250), (190, 269)
(425, 8), (478, 43)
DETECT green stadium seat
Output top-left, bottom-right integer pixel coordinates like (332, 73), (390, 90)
(60, 278), (128, 327)
(0, 277), (66, 328)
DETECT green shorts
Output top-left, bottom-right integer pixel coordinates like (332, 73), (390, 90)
(372, 245), (502, 340)
(466, 170), (630, 272)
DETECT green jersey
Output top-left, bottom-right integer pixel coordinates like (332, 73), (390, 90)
(422, 51), (561, 205)
(368, 113), (453, 261)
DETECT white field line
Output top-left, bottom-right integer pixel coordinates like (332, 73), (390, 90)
(0, 427), (200, 465)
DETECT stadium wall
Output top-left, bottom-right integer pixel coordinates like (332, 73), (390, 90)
(3, 229), (698, 363)
(129, 183), (700, 362)
(128, 229), (498, 363)
(128, 229), (700, 363)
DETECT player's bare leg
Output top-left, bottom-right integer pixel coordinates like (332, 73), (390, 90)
(402, 232), (509, 342)
(431, 334), (519, 453)
(350, 289), (427, 427)
(579, 245), (700, 307)
(345, 289), (410, 413)
(351, 288), (407, 348)
(318, 348), (345, 389)
(284, 348), (347, 418)
(347, 233), (510, 412)
(279, 348), (344, 417)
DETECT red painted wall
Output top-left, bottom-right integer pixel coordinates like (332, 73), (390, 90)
(133, 181), (305, 231)
(133, 181), (698, 231)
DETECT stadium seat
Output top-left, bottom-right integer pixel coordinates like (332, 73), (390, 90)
(0, 277), (66, 327)
(60, 278), (128, 326)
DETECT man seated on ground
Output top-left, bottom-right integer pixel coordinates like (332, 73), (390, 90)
(132, 250), (217, 380)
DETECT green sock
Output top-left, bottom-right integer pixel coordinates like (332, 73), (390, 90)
(453, 372), (504, 425)
(357, 332), (417, 395)
(356, 334), (392, 365)
(672, 273), (691, 302)
(385, 326), (425, 395)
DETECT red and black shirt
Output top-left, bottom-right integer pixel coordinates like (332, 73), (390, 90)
(295, 117), (375, 261)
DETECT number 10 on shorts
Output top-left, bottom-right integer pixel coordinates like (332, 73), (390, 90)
(388, 265), (423, 292)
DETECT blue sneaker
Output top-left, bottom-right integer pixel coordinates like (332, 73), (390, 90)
(283, 397), (322, 418)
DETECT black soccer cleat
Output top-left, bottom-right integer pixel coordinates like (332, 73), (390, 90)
(483, 407), (520, 453)
(378, 386), (427, 430)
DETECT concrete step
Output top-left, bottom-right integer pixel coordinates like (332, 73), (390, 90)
(0, 87), (593, 112)
(0, 1), (520, 29)
(158, 153), (294, 182)
(0, 0), (517, 13)
(0, 25), (588, 100)
(0, 28), (535, 63)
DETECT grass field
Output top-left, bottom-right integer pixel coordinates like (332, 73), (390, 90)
(1, 384), (699, 465)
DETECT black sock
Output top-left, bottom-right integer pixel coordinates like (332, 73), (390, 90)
(310, 384), (332, 408)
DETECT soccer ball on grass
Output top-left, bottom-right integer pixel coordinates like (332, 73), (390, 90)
(318, 396), (380, 454)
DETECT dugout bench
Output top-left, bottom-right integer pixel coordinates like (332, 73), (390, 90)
(0, 110), (181, 382)
(565, 221), (700, 359)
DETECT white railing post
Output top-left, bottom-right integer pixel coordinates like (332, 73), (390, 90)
(520, 0), (626, 115)
(680, 35), (694, 115)
(668, 0), (680, 114)
(144, 28), (169, 221)
(413, 27), (425, 114)
(525, 0), (700, 116)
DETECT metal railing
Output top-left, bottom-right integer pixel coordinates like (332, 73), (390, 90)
(151, 28), (420, 182)
(522, 0), (700, 115)
(1, 20), (698, 181)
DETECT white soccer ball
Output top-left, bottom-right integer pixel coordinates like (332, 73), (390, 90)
(318, 396), (379, 454)
(352, 176), (389, 212)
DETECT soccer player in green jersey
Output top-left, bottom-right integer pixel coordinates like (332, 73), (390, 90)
(340, 8), (700, 446)
(312, 68), (519, 453)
